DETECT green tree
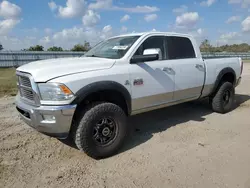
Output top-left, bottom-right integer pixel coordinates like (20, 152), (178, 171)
(83, 41), (91, 51)
(47, 46), (63, 51)
(0, 43), (3, 51)
(27, 45), (44, 51)
(71, 41), (91, 52)
(200, 39), (213, 52)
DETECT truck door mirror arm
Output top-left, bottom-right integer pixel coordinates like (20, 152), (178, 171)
(130, 54), (159, 64)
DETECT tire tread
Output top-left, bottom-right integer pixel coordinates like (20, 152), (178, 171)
(72, 102), (127, 159)
(211, 82), (235, 114)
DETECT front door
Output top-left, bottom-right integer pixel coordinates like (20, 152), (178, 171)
(129, 36), (175, 112)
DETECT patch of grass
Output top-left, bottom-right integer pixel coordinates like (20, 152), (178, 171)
(0, 68), (17, 97)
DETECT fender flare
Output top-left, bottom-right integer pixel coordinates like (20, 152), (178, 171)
(211, 67), (236, 95)
(71, 81), (132, 115)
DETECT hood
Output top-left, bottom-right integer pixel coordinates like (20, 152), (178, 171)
(17, 57), (116, 82)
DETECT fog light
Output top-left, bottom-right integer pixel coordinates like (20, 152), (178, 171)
(42, 115), (56, 123)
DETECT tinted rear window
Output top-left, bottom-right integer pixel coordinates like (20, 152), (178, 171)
(166, 36), (196, 59)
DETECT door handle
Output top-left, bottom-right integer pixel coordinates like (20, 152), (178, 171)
(162, 67), (175, 74)
(162, 67), (173, 72)
(195, 64), (203, 69)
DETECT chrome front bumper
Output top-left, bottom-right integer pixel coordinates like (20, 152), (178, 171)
(15, 95), (76, 139)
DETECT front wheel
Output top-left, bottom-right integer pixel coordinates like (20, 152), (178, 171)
(210, 82), (235, 114)
(73, 102), (127, 159)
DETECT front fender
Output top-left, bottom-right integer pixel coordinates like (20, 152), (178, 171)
(71, 81), (132, 115)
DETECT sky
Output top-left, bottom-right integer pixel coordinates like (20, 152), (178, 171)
(0, 0), (250, 50)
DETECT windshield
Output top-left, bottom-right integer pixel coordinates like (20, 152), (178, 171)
(84, 36), (140, 59)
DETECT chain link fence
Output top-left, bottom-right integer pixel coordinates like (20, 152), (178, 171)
(0, 51), (249, 68)
(0, 51), (85, 67)
(201, 52), (250, 60)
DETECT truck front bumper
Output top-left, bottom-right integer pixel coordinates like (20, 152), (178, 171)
(15, 95), (76, 139)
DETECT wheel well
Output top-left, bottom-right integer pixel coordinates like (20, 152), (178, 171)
(73, 90), (129, 120)
(211, 71), (236, 97)
(220, 72), (235, 85)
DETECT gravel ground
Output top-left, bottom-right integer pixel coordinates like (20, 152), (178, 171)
(1, 64), (250, 188)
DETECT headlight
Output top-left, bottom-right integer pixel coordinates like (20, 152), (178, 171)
(38, 83), (74, 102)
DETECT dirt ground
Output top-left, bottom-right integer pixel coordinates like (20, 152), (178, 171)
(1, 65), (250, 188)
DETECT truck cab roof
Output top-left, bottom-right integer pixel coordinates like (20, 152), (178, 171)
(110, 32), (193, 39)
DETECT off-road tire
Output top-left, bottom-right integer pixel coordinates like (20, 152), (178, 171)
(210, 82), (235, 114)
(73, 102), (127, 159)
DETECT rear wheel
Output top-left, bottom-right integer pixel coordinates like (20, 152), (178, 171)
(210, 82), (235, 114)
(72, 102), (127, 159)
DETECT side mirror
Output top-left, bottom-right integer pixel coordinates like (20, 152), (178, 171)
(130, 48), (162, 64)
(130, 54), (159, 64)
(143, 48), (162, 60)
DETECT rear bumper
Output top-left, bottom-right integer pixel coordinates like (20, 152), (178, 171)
(15, 95), (76, 139)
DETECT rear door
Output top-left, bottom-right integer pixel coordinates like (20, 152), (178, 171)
(166, 36), (205, 100)
(129, 35), (175, 112)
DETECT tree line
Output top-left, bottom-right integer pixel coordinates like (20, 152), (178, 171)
(0, 41), (91, 52)
(25, 39), (250, 53)
(200, 39), (250, 53)
(1, 39), (250, 52)
(23, 41), (91, 52)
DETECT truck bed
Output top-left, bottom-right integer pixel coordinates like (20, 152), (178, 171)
(201, 57), (242, 97)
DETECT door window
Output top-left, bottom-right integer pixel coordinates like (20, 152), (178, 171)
(134, 36), (166, 60)
(166, 36), (196, 59)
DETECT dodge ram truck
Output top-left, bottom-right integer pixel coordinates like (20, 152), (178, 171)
(15, 32), (243, 159)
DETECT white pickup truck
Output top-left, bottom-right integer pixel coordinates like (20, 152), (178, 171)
(16, 32), (243, 159)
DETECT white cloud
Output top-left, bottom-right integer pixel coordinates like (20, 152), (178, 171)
(121, 26), (128, 33)
(217, 31), (242, 45)
(173, 5), (188, 14)
(242, 16), (250, 31)
(51, 27), (99, 49)
(200, 0), (216, 7)
(228, 0), (250, 8)
(58, 0), (87, 18)
(0, 19), (20, 35)
(53, 27), (85, 41)
(44, 28), (53, 34)
(48, 1), (57, 11)
(50, 25), (114, 49)
(187, 28), (206, 44)
(114, 6), (159, 13)
(226, 16), (241, 24)
(0, 35), (45, 50)
(0, 1), (21, 36)
(220, 32), (240, 39)
(102, 25), (112, 33)
(89, 0), (112, 10)
(101, 25), (113, 39)
(40, 36), (51, 44)
(25, 36), (36, 40)
(176, 12), (200, 28)
(82, 10), (100, 27)
(0, 0), (21, 19)
(197, 28), (203, 35)
(120, 14), (130, 22)
(1, 25), (116, 50)
(89, 0), (159, 13)
(144, 14), (158, 22)
(0, 36), (20, 50)
(228, 0), (241, 3)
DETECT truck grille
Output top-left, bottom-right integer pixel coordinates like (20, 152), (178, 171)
(17, 75), (35, 102)
(19, 76), (32, 88)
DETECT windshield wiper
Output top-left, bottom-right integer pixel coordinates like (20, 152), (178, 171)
(85, 54), (102, 58)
